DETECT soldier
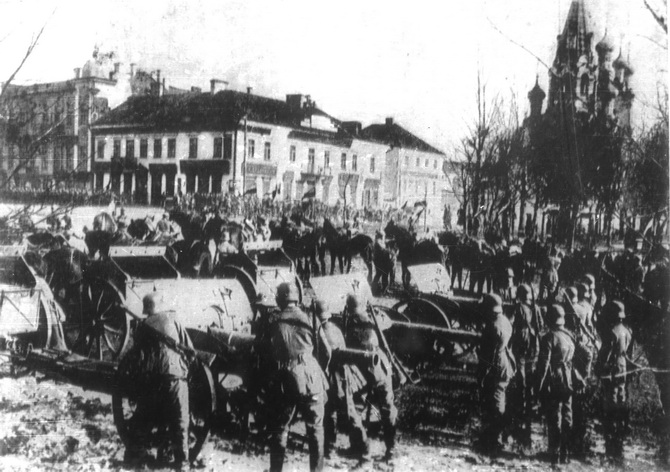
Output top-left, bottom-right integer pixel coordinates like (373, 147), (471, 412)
(595, 301), (632, 463)
(314, 299), (369, 461)
(535, 305), (576, 465)
(116, 207), (128, 230)
(569, 283), (597, 457)
(372, 231), (393, 295)
(217, 231), (238, 255)
(264, 283), (328, 472)
(475, 293), (516, 456)
(156, 213), (173, 236)
(540, 256), (560, 303)
(509, 284), (543, 450)
(123, 292), (193, 470)
(343, 294), (397, 461)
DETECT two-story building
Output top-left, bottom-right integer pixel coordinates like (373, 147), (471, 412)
(361, 118), (451, 221)
(91, 83), (390, 207)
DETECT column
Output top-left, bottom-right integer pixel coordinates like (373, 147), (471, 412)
(147, 172), (152, 205)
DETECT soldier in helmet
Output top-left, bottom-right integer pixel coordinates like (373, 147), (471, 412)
(314, 299), (368, 461)
(217, 231), (238, 255)
(475, 293), (516, 456)
(536, 304), (576, 465)
(264, 282), (328, 472)
(122, 291), (193, 470)
(343, 293), (397, 462)
(568, 283), (597, 457)
(509, 283), (543, 450)
(595, 301), (632, 463)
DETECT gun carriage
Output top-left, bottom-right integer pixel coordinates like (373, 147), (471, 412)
(217, 239), (304, 309)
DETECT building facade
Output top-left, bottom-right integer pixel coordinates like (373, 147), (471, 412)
(0, 51), (136, 189)
(361, 118), (450, 222)
(91, 85), (391, 207)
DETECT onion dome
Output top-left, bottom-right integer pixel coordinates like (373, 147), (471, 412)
(613, 50), (634, 74)
(595, 30), (614, 55)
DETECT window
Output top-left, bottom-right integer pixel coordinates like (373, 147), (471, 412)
(415, 157), (420, 167)
(154, 139), (162, 158)
(308, 148), (315, 169)
(352, 154), (357, 171)
(189, 137), (198, 159)
(213, 137), (223, 159)
(405, 156), (409, 166)
(248, 139), (255, 158)
(167, 138), (176, 158)
(433, 159), (437, 169)
(126, 139), (135, 158)
(341, 153), (347, 170)
(324, 150), (330, 168)
(113, 139), (121, 158)
(425, 159), (429, 167)
(264, 142), (271, 161)
(290, 145), (296, 162)
(224, 135), (233, 160)
(433, 181), (436, 195)
(139, 139), (148, 158)
(97, 141), (105, 160)
(370, 157), (375, 173)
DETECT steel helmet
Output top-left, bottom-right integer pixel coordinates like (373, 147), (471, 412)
(576, 282), (590, 299)
(517, 284), (532, 302)
(605, 300), (626, 320)
(276, 282), (299, 307)
(565, 286), (578, 302)
(547, 304), (566, 326)
(583, 273), (596, 288)
(481, 293), (503, 315)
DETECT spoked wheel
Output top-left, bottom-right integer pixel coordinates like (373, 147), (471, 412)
(391, 297), (477, 366)
(113, 358), (216, 463)
(62, 277), (130, 361)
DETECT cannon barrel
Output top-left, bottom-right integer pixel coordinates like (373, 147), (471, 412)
(197, 327), (256, 356)
(388, 321), (482, 344)
(331, 347), (379, 368)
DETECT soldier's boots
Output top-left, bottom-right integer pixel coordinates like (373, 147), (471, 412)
(343, 429), (370, 461)
(383, 425), (396, 462)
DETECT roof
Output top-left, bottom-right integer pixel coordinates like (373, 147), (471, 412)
(554, 0), (592, 68)
(93, 89), (328, 133)
(360, 121), (444, 155)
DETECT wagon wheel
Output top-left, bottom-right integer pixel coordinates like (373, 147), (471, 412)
(392, 298), (476, 366)
(113, 358), (216, 463)
(62, 277), (130, 361)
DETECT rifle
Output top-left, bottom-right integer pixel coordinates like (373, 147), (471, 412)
(560, 289), (598, 347)
(366, 302), (416, 386)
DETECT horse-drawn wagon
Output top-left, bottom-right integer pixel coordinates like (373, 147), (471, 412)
(59, 245), (254, 362)
(217, 239), (303, 308)
(0, 245), (66, 353)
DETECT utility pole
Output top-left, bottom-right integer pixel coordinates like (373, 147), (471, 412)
(242, 86), (252, 195)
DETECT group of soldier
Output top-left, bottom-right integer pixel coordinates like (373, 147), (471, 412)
(121, 284), (396, 472)
(476, 273), (633, 465)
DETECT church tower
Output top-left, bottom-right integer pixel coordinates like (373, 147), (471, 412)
(546, 0), (596, 115)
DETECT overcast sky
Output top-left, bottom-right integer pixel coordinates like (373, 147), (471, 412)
(1, 0), (666, 155)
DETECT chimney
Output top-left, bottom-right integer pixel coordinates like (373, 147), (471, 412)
(162, 78), (166, 96)
(341, 121), (362, 136)
(156, 70), (162, 96)
(210, 79), (228, 94)
(130, 63), (135, 79)
(385, 117), (394, 126)
(247, 86), (253, 94)
(73, 68), (81, 79)
(286, 94), (306, 111)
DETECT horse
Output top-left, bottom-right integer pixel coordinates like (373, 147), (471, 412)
(384, 220), (444, 288)
(127, 219), (155, 241)
(323, 218), (373, 281)
(92, 212), (116, 233)
(272, 220), (322, 282)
